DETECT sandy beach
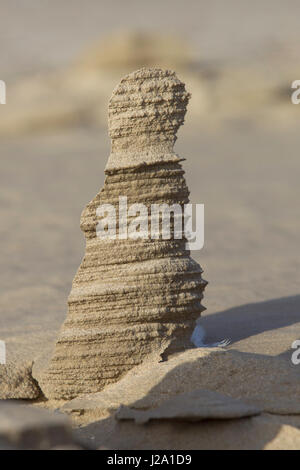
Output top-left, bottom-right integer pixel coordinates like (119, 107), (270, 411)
(1, 0), (300, 450)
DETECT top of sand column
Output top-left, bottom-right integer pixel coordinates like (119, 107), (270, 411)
(106, 68), (190, 171)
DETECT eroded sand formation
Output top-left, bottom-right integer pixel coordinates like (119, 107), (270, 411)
(40, 68), (207, 399)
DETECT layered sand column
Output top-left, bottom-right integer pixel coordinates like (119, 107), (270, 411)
(40, 68), (207, 400)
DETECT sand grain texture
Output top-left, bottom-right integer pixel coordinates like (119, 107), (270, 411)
(62, 348), (300, 421)
(40, 68), (207, 399)
(0, 361), (40, 400)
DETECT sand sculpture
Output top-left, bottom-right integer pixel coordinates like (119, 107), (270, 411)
(40, 68), (207, 399)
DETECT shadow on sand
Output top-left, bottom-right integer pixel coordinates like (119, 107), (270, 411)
(73, 295), (300, 449)
(200, 295), (300, 346)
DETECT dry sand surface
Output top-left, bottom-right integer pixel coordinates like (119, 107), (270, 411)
(2, 0), (300, 77)
(1, 125), (299, 359)
(1, 0), (300, 450)
(1, 121), (300, 448)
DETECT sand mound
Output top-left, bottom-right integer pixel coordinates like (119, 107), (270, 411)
(64, 348), (300, 450)
(62, 348), (300, 419)
(0, 361), (40, 400)
(77, 414), (300, 450)
(116, 389), (260, 423)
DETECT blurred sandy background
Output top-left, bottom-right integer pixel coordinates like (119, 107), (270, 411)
(0, 0), (300, 364)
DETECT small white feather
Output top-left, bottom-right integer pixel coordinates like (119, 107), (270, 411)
(191, 324), (230, 348)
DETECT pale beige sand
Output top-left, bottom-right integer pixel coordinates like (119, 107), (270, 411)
(115, 389), (260, 423)
(75, 413), (300, 450)
(1, 125), (299, 359)
(62, 347), (300, 449)
(2, 0), (300, 78)
(0, 400), (80, 450)
(1, 0), (300, 451)
(1, 84), (300, 449)
(1, 42), (299, 137)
